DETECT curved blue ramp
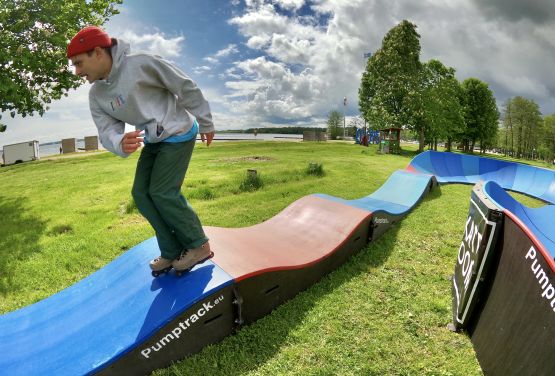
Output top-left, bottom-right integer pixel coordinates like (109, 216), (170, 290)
(316, 170), (436, 240)
(316, 170), (435, 215)
(408, 151), (555, 204)
(0, 237), (234, 375)
(482, 180), (555, 262)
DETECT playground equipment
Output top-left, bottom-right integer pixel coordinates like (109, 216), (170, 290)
(354, 128), (379, 146)
(379, 127), (401, 154)
(0, 151), (553, 375)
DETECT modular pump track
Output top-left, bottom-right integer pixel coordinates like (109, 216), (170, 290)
(1, 151), (554, 375)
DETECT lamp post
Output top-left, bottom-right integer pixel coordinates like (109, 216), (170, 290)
(343, 96), (347, 138)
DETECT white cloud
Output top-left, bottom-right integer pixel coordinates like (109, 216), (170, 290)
(203, 56), (218, 64)
(246, 35), (271, 49)
(274, 0), (305, 11)
(267, 34), (311, 64)
(202, 44), (239, 69)
(221, 67), (243, 80)
(215, 44), (239, 58)
(120, 30), (184, 58)
(230, 4), (291, 36)
(225, 80), (264, 98)
(225, 1), (366, 121)
(224, 56), (319, 119)
(192, 66), (212, 75)
(220, 0), (555, 127)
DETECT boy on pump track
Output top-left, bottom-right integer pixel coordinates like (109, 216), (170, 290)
(67, 26), (214, 277)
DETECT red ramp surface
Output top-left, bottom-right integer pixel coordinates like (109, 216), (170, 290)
(207, 194), (373, 323)
(209, 195), (372, 281)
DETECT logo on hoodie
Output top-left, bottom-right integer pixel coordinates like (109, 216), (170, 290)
(110, 94), (126, 111)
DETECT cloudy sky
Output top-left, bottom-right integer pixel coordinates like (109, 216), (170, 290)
(2, 0), (555, 147)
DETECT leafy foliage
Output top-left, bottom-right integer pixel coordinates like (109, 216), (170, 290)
(326, 110), (343, 140)
(421, 60), (465, 151)
(459, 78), (499, 153)
(0, 0), (122, 124)
(499, 97), (547, 160)
(540, 114), (555, 163)
(359, 20), (422, 132)
(359, 21), (504, 154)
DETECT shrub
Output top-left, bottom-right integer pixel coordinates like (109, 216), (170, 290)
(306, 162), (324, 177)
(189, 187), (215, 200)
(239, 170), (263, 192)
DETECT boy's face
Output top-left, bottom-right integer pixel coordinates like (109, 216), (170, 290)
(70, 48), (105, 83)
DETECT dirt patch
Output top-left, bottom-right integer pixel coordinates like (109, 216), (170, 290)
(216, 156), (274, 163)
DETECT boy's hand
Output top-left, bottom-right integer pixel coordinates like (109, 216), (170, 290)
(122, 130), (144, 154)
(200, 131), (215, 146)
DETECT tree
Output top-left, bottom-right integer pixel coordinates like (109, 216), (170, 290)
(0, 0), (122, 131)
(500, 98), (514, 156)
(459, 78), (499, 153)
(500, 97), (543, 159)
(421, 59), (464, 151)
(359, 20), (423, 148)
(539, 114), (555, 163)
(327, 110), (343, 140)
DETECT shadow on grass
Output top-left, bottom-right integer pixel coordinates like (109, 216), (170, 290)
(154, 182), (446, 375)
(0, 196), (47, 295)
(157, 228), (411, 375)
(160, 180), (446, 375)
(399, 147), (421, 159)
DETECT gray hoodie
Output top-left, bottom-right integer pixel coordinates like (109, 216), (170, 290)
(89, 39), (214, 157)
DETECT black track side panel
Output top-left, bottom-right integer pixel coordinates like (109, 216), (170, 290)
(451, 182), (503, 330)
(95, 285), (236, 376)
(369, 212), (402, 242)
(236, 216), (371, 325)
(469, 216), (555, 376)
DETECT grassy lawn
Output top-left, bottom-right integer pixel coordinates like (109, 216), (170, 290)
(0, 141), (546, 375)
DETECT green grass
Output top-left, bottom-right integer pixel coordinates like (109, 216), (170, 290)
(0, 142), (548, 375)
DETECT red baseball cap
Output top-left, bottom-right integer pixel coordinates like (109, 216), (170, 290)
(67, 26), (112, 58)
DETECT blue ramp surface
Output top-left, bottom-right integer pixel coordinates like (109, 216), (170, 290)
(408, 151), (555, 204)
(482, 181), (555, 261)
(317, 170), (434, 215)
(0, 237), (234, 375)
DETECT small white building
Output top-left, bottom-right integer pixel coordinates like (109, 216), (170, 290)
(2, 141), (40, 165)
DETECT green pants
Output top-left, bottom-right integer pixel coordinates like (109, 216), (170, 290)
(131, 139), (208, 259)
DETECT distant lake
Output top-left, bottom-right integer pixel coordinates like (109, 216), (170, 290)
(38, 133), (302, 157)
